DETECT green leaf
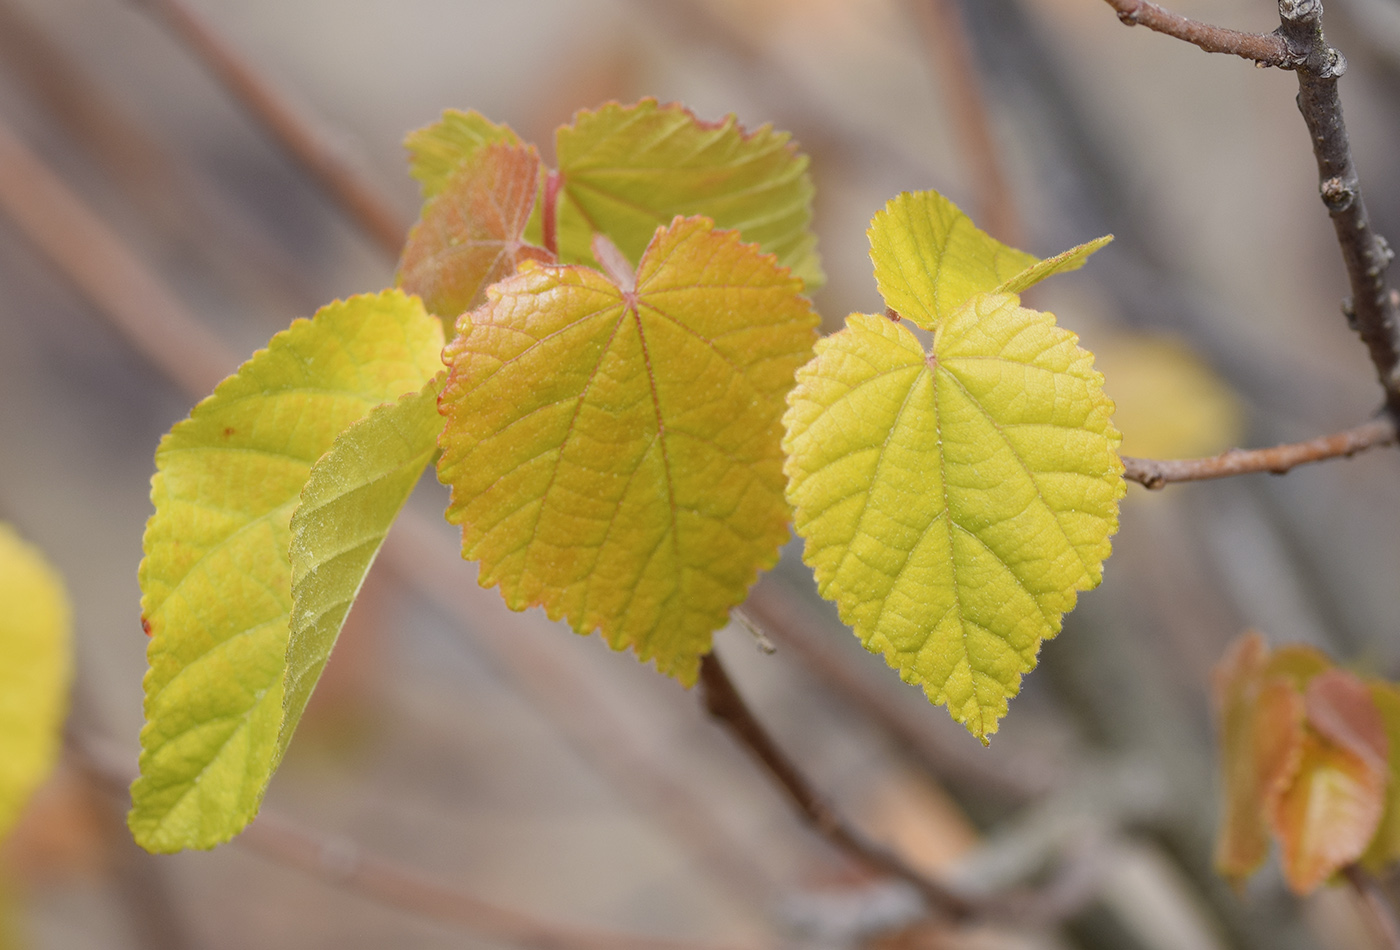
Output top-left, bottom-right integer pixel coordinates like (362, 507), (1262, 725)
(133, 289), (443, 852)
(0, 523), (71, 840)
(869, 191), (1110, 330)
(405, 109), (520, 201)
(783, 297), (1122, 741)
(398, 141), (554, 325)
(278, 374), (445, 763)
(437, 216), (817, 683)
(553, 99), (823, 289)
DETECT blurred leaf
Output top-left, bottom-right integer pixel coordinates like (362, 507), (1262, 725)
(783, 292), (1122, 741)
(405, 109), (520, 201)
(0, 524), (71, 841)
(867, 191), (1108, 331)
(553, 99), (822, 288)
(278, 375), (444, 764)
(133, 290), (443, 852)
(398, 142), (553, 325)
(1213, 631), (1272, 883)
(1094, 335), (1243, 459)
(438, 217), (816, 683)
(1362, 681), (1400, 869)
(1268, 670), (1387, 894)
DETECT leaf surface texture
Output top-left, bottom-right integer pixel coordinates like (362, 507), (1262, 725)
(437, 216), (817, 682)
(554, 99), (822, 288)
(133, 290), (443, 851)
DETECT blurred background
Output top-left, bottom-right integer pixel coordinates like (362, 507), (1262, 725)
(2, 0), (1400, 946)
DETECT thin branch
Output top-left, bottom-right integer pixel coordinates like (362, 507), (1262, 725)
(72, 736), (763, 950)
(1121, 416), (1396, 488)
(697, 652), (974, 922)
(908, 0), (1021, 246)
(1103, 0), (1400, 419)
(1343, 864), (1400, 950)
(129, 0), (410, 257)
(1099, 0), (1295, 66)
(1276, 0), (1400, 419)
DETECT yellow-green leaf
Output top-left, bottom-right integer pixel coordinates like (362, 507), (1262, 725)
(783, 296), (1123, 740)
(397, 141), (553, 325)
(278, 374), (445, 763)
(133, 289), (443, 852)
(1362, 680), (1400, 869)
(0, 524), (71, 840)
(405, 109), (520, 201)
(437, 216), (818, 682)
(869, 191), (1109, 331)
(553, 99), (823, 289)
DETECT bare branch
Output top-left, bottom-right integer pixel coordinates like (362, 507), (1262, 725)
(129, 0), (410, 257)
(1276, 0), (1400, 419)
(907, 0), (1020, 246)
(698, 653), (975, 922)
(1099, 0), (1295, 66)
(1121, 417), (1396, 488)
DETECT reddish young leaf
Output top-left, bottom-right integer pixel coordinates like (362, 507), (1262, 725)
(1255, 677), (1308, 828)
(1212, 631), (1272, 883)
(1261, 670), (1387, 893)
(398, 142), (553, 325)
(436, 216), (817, 682)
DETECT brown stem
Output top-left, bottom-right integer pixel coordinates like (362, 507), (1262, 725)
(1121, 417), (1396, 488)
(1343, 864), (1400, 950)
(129, 0), (410, 257)
(1099, 0), (1296, 66)
(697, 652), (974, 921)
(72, 737), (762, 950)
(1276, 0), (1400, 419)
(908, 0), (1020, 246)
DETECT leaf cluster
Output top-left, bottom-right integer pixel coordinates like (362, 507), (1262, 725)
(1214, 631), (1400, 893)
(128, 101), (1125, 853)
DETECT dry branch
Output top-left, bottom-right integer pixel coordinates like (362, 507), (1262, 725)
(1121, 417), (1396, 488)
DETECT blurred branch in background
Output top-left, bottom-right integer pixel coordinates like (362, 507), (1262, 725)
(127, 0), (410, 256)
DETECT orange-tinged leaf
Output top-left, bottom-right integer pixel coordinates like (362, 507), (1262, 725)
(1255, 677), (1307, 821)
(405, 109), (520, 201)
(437, 216), (818, 682)
(1306, 669), (1388, 771)
(1261, 670), (1386, 893)
(398, 142), (553, 325)
(1268, 728), (1386, 894)
(1213, 631), (1272, 882)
